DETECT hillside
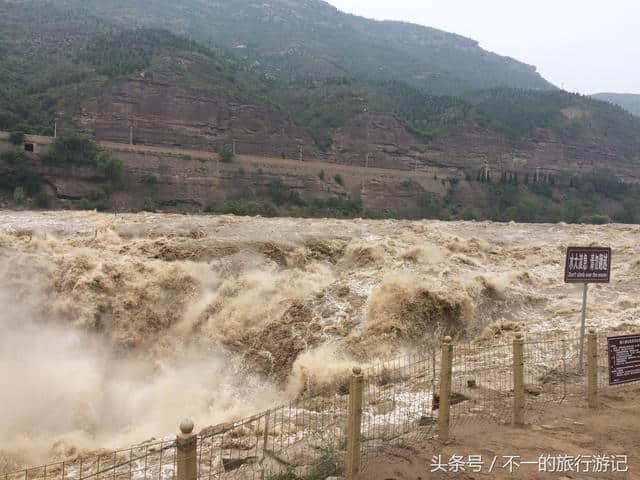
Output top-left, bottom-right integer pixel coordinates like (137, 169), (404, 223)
(44, 0), (554, 95)
(3, 131), (640, 225)
(1, 2), (637, 138)
(593, 92), (640, 116)
(1, 0), (639, 205)
(0, 5), (317, 152)
(0, 0), (561, 148)
(30, 0), (561, 148)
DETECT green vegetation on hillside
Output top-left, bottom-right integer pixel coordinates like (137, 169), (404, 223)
(369, 80), (483, 141)
(469, 88), (640, 141)
(217, 145), (235, 163)
(78, 29), (194, 77)
(58, 0), (552, 95)
(204, 176), (363, 219)
(593, 93), (640, 117)
(197, 170), (640, 225)
(0, 4), (100, 135)
(0, 149), (42, 197)
(0, 133), (125, 210)
(442, 169), (640, 224)
(1, 0), (639, 222)
(44, 134), (124, 184)
(1, 0), (638, 154)
(0, 3), (251, 136)
(270, 77), (485, 149)
(268, 78), (370, 150)
(9, 131), (25, 145)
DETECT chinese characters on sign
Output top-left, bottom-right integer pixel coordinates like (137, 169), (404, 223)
(564, 247), (611, 283)
(608, 334), (640, 385)
(430, 454), (628, 474)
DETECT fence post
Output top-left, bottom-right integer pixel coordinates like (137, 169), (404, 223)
(346, 366), (363, 480)
(438, 336), (453, 442)
(587, 329), (598, 408)
(513, 333), (525, 426)
(177, 418), (197, 480)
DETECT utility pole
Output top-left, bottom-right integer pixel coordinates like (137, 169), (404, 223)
(362, 106), (370, 196)
(54, 120), (57, 139)
(366, 110), (371, 168)
(361, 153), (369, 194)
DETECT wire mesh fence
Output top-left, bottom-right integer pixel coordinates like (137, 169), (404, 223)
(449, 341), (514, 429)
(195, 394), (349, 479)
(4, 440), (178, 480)
(523, 332), (585, 414)
(359, 352), (437, 472)
(4, 328), (639, 480)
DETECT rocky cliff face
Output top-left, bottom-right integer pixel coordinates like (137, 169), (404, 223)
(330, 113), (640, 180)
(1, 127), (636, 219)
(75, 78), (322, 159)
(75, 89), (640, 182)
(0, 132), (444, 213)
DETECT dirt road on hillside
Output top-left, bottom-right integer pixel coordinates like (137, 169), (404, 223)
(0, 131), (443, 178)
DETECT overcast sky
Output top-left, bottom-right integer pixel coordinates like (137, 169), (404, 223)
(326, 0), (640, 95)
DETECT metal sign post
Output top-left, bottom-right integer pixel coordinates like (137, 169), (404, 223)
(578, 282), (588, 373)
(564, 247), (612, 372)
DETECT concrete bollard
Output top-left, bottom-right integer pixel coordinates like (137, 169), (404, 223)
(438, 336), (453, 442)
(346, 367), (364, 480)
(513, 333), (525, 426)
(176, 418), (197, 480)
(587, 329), (598, 408)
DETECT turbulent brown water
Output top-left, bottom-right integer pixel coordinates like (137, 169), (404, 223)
(1, 211), (640, 470)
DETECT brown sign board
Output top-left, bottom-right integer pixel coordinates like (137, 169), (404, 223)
(564, 247), (611, 283)
(608, 334), (640, 385)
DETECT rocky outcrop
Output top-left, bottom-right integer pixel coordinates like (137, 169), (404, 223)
(72, 76), (640, 182)
(330, 113), (640, 180)
(75, 78), (322, 159)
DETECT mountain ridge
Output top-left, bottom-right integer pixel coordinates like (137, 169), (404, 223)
(0, 0), (638, 171)
(592, 93), (640, 117)
(39, 0), (554, 95)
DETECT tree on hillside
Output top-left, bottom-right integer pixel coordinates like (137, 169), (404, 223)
(9, 131), (25, 145)
(218, 145), (234, 163)
(43, 133), (99, 165)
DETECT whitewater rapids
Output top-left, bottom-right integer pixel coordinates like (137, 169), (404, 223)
(1, 211), (639, 470)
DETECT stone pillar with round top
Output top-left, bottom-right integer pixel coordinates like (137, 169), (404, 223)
(176, 418), (197, 480)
